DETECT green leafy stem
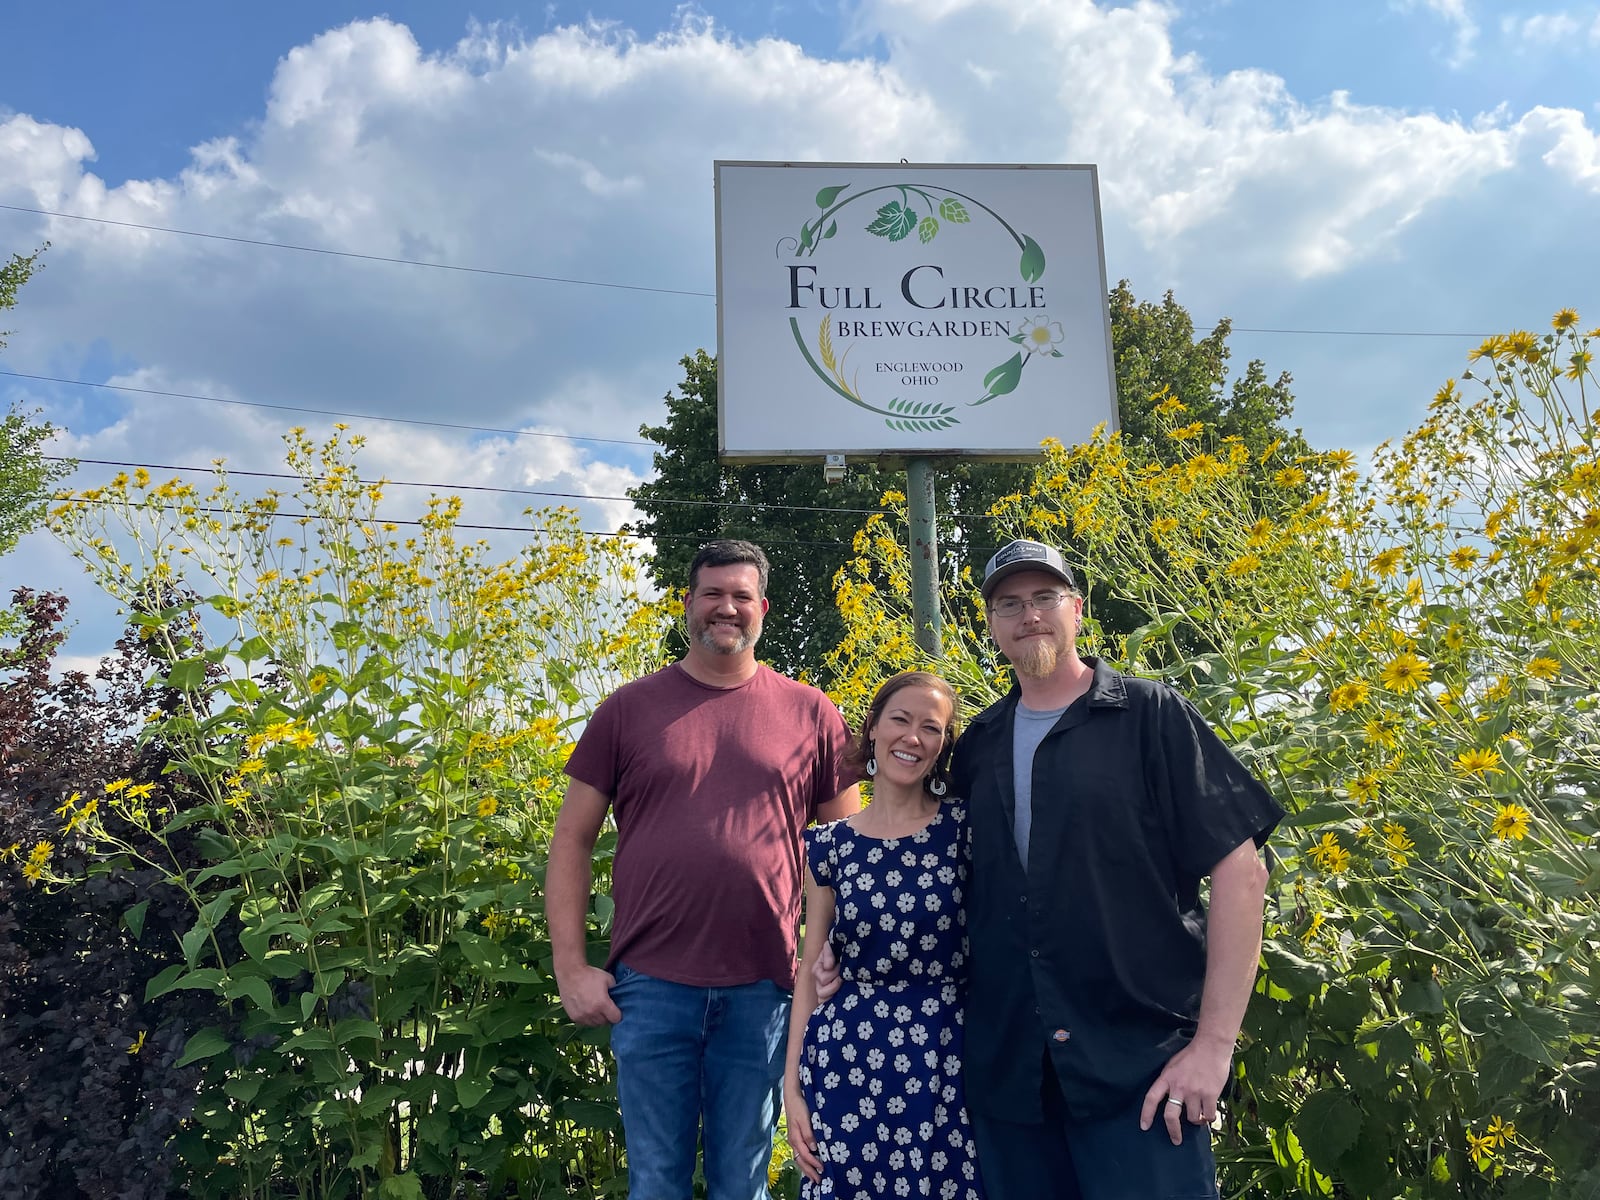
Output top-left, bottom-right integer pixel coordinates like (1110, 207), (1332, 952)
(780, 182), (1045, 283)
(789, 317), (960, 431)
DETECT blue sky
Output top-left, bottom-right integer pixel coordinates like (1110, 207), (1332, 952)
(2, 0), (1597, 666)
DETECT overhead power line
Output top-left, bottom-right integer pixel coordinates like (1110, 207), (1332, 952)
(0, 203), (715, 299)
(51, 456), (896, 519)
(53, 457), (1011, 524)
(1, 202), (1495, 339)
(1, 369), (654, 449)
(46, 494), (868, 550)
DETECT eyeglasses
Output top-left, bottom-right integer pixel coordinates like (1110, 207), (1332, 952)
(988, 591), (1070, 618)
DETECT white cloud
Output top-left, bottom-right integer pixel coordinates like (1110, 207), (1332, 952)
(855, 0), (1521, 277)
(1496, 8), (1600, 45)
(3, 4), (1599, 663)
(1393, 0), (1480, 65)
(1516, 106), (1600, 187)
(1501, 10), (1582, 42)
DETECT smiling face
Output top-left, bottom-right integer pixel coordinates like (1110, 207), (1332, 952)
(867, 685), (954, 792)
(986, 568), (1083, 680)
(685, 562), (767, 657)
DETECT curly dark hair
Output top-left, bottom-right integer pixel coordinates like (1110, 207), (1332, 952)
(842, 671), (960, 797)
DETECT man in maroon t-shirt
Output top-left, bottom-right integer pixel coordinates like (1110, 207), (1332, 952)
(545, 539), (859, 1200)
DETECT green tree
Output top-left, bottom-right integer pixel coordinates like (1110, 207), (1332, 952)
(1, 248), (73, 570)
(628, 281), (1309, 681)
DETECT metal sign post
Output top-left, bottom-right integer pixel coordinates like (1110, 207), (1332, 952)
(906, 457), (941, 658)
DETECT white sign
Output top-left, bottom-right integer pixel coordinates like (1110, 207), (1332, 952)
(714, 161), (1118, 461)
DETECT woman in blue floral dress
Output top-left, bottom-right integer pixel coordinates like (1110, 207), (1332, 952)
(784, 671), (985, 1200)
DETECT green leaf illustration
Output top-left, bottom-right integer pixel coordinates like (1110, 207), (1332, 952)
(815, 184), (849, 209)
(982, 352), (1024, 398)
(917, 216), (939, 244)
(939, 197), (970, 223)
(1019, 234), (1046, 282)
(799, 221), (814, 252)
(867, 201), (918, 241)
(823, 220), (837, 239)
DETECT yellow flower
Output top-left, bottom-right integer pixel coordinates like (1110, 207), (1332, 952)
(124, 782), (157, 801)
(308, 670), (332, 693)
(1245, 518), (1275, 548)
(1469, 335), (1504, 362)
(1150, 516), (1179, 540)
(1491, 803), (1531, 841)
(1379, 651), (1432, 694)
(1467, 1130), (1496, 1160)
(1526, 574), (1552, 607)
(1225, 552), (1263, 578)
(284, 728), (318, 750)
(1168, 422), (1205, 441)
(1363, 715), (1400, 749)
(237, 758), (267, 776)
(1273, 466), (1307, 488)
(1442, 623), (1467, 652)
(1448, 546), (1480, 571)
(1552, 308), (1579, 330)
(22, 840), (53, 883)
(104, 778), (133, 795)
(476, 796), (499, 819)
(1382, 822), (1415, 869)
(1487, 1114), (1516, 1146)
(1504, 329), (1540, 361)
(1308, 832), (1350, 874)
(1370, 547), (1404, 579)
(1348, 773), (1381, 803)
(1527, 657), (1560, 681)
(1328, 681), (1370, 713)
(769, 1128), (795, 1188)
(1300, 911), (1327, 944)
(128, 1030), (147, 1055)
(1483, 675), (1513, 703)
(64, 797), (100, 835)
(1454, 748), (1503, 777)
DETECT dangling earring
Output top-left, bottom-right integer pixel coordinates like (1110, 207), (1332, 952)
(866, 756), (878, 777)
(927, 777), (947, 797)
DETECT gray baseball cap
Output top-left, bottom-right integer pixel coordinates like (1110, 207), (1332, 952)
(981, 539), (1080, 601)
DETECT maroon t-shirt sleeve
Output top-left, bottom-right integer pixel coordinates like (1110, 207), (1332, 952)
(564, 690), (622, 798)
(814, 699), (855, 814)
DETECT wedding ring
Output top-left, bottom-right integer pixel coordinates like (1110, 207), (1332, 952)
(1166, 1097), (1184, 1108)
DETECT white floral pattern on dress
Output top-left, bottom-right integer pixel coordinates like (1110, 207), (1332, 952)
(798, 804), (985, 1200)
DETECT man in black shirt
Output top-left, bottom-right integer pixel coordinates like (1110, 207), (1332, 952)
(951, 539), (1282, 1199)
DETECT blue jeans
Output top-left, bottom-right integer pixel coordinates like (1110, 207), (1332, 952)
(608, 962), (791, 1200)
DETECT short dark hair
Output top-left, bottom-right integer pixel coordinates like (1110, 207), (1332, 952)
(687, 539), (770, 597)
(842, 671), (961, 798)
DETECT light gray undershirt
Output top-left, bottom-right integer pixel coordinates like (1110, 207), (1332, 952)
(1012, 701), (1070, 868)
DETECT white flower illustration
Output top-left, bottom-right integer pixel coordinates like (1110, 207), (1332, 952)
(1018, 314), (1065, 356)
